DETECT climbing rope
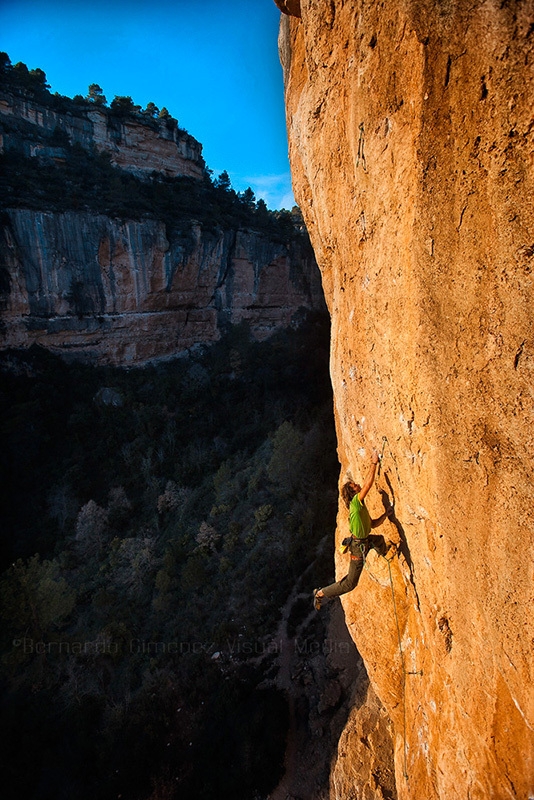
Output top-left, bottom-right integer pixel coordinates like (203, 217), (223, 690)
(365, 439), (422, 781)
(363, 548), (422, 782)
(386, 553), (409, 781)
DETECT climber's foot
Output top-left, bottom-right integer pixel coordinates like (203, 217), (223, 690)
(371, 535), (388, 557)
(313, 589), (322, 611)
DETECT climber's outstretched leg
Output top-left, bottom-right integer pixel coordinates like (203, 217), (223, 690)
(313, 555), (364, 609)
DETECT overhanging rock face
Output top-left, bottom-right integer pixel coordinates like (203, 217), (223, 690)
(273, 0), (301, 18)
(276, 1), (534, 797)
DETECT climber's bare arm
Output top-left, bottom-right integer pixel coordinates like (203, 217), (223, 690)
(371, 507), (394, 527)
(358, 450), (379, 501)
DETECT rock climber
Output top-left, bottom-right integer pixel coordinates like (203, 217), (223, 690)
(313, 449), (393, 610)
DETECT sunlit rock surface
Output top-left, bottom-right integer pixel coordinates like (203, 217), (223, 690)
(277, 0), (534, 797)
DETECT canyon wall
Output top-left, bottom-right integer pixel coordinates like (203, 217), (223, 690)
(0, 89), (204, 179)
(0, 209), (323, 364)
(276, 0), (534, 798)
(0, 85), (325, 365)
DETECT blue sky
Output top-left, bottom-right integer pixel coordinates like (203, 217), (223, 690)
(0, 0), (295, 210)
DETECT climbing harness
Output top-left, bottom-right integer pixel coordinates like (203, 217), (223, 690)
(355, 538), (371, 559)
(340, 536), (370, 558)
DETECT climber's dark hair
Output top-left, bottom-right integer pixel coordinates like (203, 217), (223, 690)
(341, 482), (357, 509)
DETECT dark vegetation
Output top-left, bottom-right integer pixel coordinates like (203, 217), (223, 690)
(0, 51), (338, 798)
(0, 51), (180, 121)
(0, 145), (300, 239)
(0, 315), (339, 799)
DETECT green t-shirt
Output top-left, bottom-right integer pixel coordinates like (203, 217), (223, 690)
(349, 493), (371, 539)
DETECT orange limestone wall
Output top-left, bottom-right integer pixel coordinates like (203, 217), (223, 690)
(275, 0), (534, 797)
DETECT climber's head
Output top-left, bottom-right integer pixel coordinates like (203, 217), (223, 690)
(341, 480), (361, 509)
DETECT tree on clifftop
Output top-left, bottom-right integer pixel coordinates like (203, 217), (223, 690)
(215, 170), (232, 191)
(110, 95), (141, 116)
(143, 101), (159, 118)
(0, 57), (50, 94)
(240, 187), (256, 208)
(86, 83), (107, 105)
(0, 52), (10, 74)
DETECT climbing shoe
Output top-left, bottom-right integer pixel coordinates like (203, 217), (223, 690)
(313, 589), (322, 611)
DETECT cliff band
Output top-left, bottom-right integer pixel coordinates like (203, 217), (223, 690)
(275, 0), (534, 797)
(0, 209), (322, 364)
(0, 85), (325, 364)
(0, 88), (205, 179)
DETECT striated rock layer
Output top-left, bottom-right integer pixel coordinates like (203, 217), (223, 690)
(0, 209), (324, 364)
(0, 89), (205, 180)
(277, 1), (534, 798)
